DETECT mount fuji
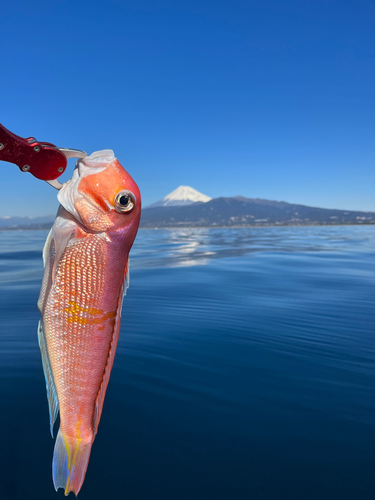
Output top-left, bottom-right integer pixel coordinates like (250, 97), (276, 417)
(147, 186), (211, 208)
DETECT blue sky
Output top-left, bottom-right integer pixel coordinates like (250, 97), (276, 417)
(0, 0), (374, 216)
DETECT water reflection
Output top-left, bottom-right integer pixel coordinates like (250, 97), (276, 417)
(130, 225), (375, 268)
(1, 226), (375, 275)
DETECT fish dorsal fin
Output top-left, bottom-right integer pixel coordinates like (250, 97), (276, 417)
(37, 320), (59, 437)
(93, 257), (129, 434)
(37, 216), (76, 435)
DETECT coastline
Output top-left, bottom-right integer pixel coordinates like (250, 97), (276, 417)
(1, 221), (375, 231)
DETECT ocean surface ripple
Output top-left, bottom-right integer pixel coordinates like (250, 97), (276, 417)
(0, 226), (374, 500)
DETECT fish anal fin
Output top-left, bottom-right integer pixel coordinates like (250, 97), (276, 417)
(53, 428), (93, 496)
(37, 320), (59, 437)
(93, 257), (129, 434)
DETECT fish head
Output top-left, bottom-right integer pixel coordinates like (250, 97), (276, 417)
(57, 150), (141, 244)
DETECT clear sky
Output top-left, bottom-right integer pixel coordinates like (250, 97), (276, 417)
(0, 0), (374, 217)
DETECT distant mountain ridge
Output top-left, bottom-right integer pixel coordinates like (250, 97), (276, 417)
(141, 196), (375, 228)
(147, 185), (211, 207)
(0, 215), (55, 229)
(1, 195), (375, 230)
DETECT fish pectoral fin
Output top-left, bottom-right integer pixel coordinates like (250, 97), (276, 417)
(38, 216), (77, 312)
(53, 428), (93, 496)
(37, 320), (59, 437)
(42, 226), (54, 268)
(52, 218), (76, 281)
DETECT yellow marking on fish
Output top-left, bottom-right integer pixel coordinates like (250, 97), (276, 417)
(64, 408), (84, 496)
(63, 435), (72, 472)
(63, 301), (116, 326)
(64, 435), (83, 496)
(64, 301), (103, 315)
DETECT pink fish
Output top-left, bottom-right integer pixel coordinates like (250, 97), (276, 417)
(37, 150), (141, 495)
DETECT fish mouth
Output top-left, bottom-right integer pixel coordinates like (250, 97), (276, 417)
(80, 150), (116, 169)
(57, 150), (118, 225)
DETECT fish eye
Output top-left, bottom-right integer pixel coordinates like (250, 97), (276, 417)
(114, 190), (136, 213)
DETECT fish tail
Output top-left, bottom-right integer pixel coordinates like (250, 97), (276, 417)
(52, 428), (93, 496)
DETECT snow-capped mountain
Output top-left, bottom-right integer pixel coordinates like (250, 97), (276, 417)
(141, 197), (375, 228)
(147, 186), (211, 207)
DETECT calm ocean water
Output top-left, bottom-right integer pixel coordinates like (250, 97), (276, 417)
(0, 226), (375, 500)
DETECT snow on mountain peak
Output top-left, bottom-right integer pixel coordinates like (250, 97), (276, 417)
(147, 186), (211, 208)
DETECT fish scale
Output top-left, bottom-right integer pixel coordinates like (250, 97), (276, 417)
(47, 236), (117, 431)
